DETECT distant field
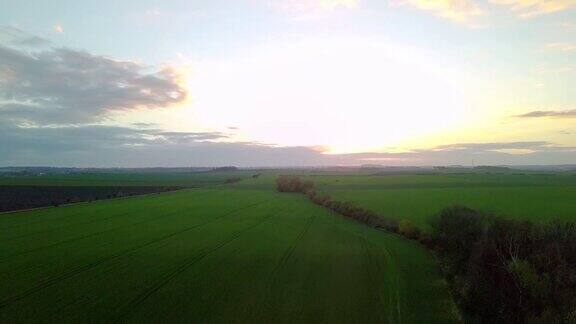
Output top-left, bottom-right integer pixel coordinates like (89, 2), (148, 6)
(0, 185), (181, 212)
(313, 173), (576, 230)
(0, 171), (255, 187)
(0, 186), (458, 323)
(0, 170), (257, 212)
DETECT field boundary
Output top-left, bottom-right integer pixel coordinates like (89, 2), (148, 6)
(275, 175), (462, 322)
(0, 188), (191, 216)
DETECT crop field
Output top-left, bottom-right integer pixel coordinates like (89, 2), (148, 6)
(0, 185), (458, 323)
(0, 170), (258, 212)
(312, 172), (576, 230)
(0, 170), (254, 187)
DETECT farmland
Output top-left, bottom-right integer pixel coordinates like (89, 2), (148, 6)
(3, 169), (575, 322)
(0, 171), (256, 212)
(0, 170), (255, 187)
(0, 184), (458, 323)
(311, 172), (576, 230)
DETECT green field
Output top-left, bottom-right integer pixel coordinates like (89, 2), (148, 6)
(0, 171), (255, 187)
(0, 185), (458, 323)
(4, 170), (572, 322)
(313, 173), (576, 230)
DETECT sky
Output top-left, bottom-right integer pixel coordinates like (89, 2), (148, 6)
(0, 0), (575, 167)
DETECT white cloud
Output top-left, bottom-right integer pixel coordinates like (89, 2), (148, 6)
(393, 0), (484, 25)
(490, 0), (576, 18)
(544, 42), (576, 52)
(516, 109), (576, 118)
(0, 26), (50, 47)
(278, 0), (358, 11)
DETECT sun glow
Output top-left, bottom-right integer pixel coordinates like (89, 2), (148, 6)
(188, 39), (469, 153)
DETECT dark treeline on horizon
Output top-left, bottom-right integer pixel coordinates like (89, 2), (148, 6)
(0, 186), (181, 212)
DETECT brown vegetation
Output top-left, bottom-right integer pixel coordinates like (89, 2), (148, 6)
(276, 175), (576, 323)
(431, 206), (576, 323)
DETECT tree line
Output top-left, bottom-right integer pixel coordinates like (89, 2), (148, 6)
(276, 175), (576, 323)
(431, 206), (576, 323)
(276, 175), (418, 237)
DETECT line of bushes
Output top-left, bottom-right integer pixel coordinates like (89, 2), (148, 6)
(431, 206), (576, 323)
(276, 175), (419, 239)
(276, 175), (576, 323)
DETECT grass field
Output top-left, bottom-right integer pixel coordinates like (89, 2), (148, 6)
(312, 173), (576, 230)
(0, 171), (255, 187)
(0, 185), (458, 323)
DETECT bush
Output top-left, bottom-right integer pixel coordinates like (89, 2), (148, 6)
(275, 175), (576, 322)
(276, 175), (314, 193)
(276, 176), (399, 233)
(224, 177), (242, 184)
(431, 206), (576, 323)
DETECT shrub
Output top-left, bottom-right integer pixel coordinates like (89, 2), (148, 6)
(398, 219), (411, 234)
(276, 175), (314, 193)
(225, 177), (242, 184)
(431, 206), (576, 323)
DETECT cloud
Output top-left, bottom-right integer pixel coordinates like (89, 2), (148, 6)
(132, 122), (159, 128)
(535, 64), (576, 74)
(278, 0), (358, 11)
(433, 141), (552, 151)
(394, 0), (574, 24)
(271, 0), (358, 19)
(155, 131), (229, 142)
(0, 43), (188, 125)
(393, 0), (484, 25)
(0, 26), (51, 47)
(0, 121), (329, 167)
(0, 122), (228, 151)
(489, 0), (576, 18)
(2, 124), (574, 167)
(516, 109), (576, 118)
(339, 141), (576, 166)
(544, 42), (576, 52)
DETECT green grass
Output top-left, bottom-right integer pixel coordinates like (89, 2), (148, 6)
(0, 185), (458, 323)
(314, 173), (576, 231)
(0, 171), (256, 187)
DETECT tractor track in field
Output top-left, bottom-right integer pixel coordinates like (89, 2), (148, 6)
(248, 207), (316, 320)
(1, 208), (184, 262)
(0, 199), (271, 309)
(113, 203), (287, 321)
(1, 194), (249, 261)
(3, 192), (221, 241)
(377, 241), (402, 324)
(5, 211), (135, 241)
(3, 191), (248, 242)
(360, 237), (393, 324)
(0, 190), (217, 231)
(270, 212), (316, 277)
(0, 204), (124, 230)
